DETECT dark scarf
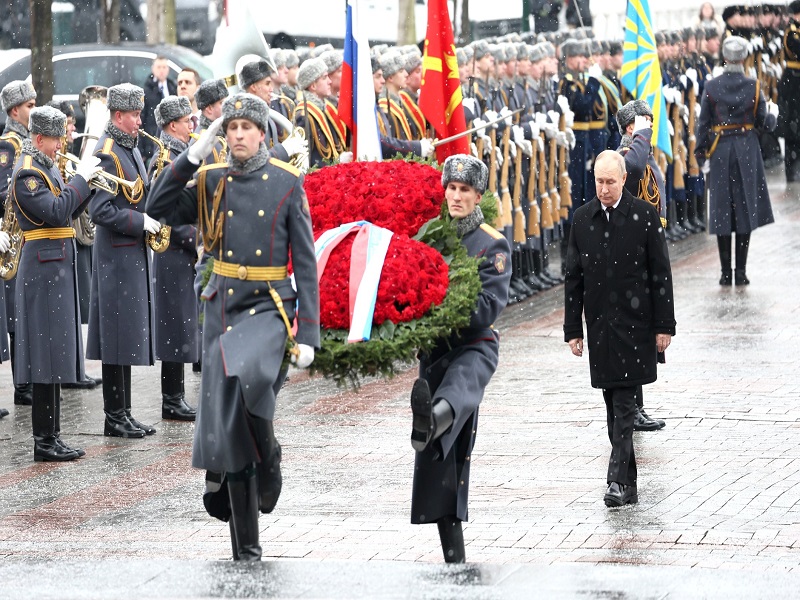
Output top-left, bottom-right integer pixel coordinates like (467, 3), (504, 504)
(454, 205), (485, 237)
(21, 138), (53, 169)
(159, 131), (188, 154)
(228, 142), (268, 174)
(198, 115), (214, 130)
(4, 118), (29, 139)
(105, 121), (137, 150)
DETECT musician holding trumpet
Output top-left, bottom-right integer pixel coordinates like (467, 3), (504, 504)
(9, 105), (102, 461)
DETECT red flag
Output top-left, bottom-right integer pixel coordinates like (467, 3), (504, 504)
(419, 0), (469, 164)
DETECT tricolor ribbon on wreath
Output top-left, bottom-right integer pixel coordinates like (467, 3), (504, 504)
(314, 221), (394, 343)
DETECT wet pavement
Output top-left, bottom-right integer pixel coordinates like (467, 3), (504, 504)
(1, 168), (800, 598)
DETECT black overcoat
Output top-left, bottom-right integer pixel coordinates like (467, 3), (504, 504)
(563, 189), (676, 389)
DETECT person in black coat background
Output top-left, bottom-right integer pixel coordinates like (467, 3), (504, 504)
(141, 56), (177, 162)
(564, 151), (676, 508)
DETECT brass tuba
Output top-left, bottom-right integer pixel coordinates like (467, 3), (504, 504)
(0, 134), (24, 280)
(134, 129), (172, 252)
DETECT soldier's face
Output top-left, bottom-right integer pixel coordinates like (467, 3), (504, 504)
(36, 134), (62, 160)
(12, 99), (35, 129)
(116, 110), (142, 136)
(594, 156), (627, 207)
(287, 65), (299, 86)
(309, 74), (332, 98)
(373, 70), (385, 94)
(446, 181), (479, 219)
(226, 118), (265, 162)
(204, 100), (223, 122)
(530, 60), (544, 79)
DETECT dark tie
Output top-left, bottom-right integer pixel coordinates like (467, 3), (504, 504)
(606, 206), (614, 221)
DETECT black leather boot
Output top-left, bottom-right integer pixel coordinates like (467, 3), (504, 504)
(161, 361), (196, 421)
(102, 364), (145, 438)
(32, 384), (78, 462)
(523, 248), (545, 291)
(54, 388), (85, 457)
(688, 192), (705, 231)
(735, 233), (750, 286)
(9, 332), (33, 406)
(509, 250), (533, 298)
(250, 416), (282, 514)
(542, 241), (563, 284)
(227, 466), (262, 561)
(410, 378), (454, 453)
(717, 235), (732, 286)
(669, 201), (688, 239)
(437, 516), (466, 563)
(124, 365), (155, 435)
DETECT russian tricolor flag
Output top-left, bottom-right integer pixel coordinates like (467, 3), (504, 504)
(339, 0), (382, 161)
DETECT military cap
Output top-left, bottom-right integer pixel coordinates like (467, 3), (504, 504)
(529, 43), (547, 62)
(404, 51), (422, 73)
(462, 45), (474, 62)
(320, 49), (344, 74)
(722, 6), (738, 20)
(490, 43), (506, 63)
(154, 95), (191, 129)
(310, 43), (334, 59)
(722, 35), (749, 61)
(284, 49), (300, 69)
(694, 27), (706, 41)
(790, 0), (800, 14)
(561, 39), (582, 58)
(543, 41), (556, 58)
(504, 43), (518, 61)
(222, 92), (269, 132)
(296, 47), (311, 64)
(608, 40), (623, 55)
(297, 57), (328, 90)
(107, 83), (145, 112)
(589, 39), (601, 55)
(516, 43), (530, 61)
(1, 80), (36, 113)
(238, 58), (275, 90)
(371, 55), (382, 74)
(46, 99), (74, 118)
(456, 48), (468, 67)
(616, 99), (653, 133)
(442, 154), (488, 195)
(379, 52), (406, 78)
(195, 78), (228, 111)
(471, 40), (491, 60)
(669, 31), (681, 45)
(703, 25), (720, 40)
(28, 105), (66, 138)
(655, 31), (667, 45)
(271, 48), (286, 70)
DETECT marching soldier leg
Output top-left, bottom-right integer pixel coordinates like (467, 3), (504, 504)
(124, 365), (156, 435)
(436, 516), (466, 563)
(248, 415), (282, 514)
(54, 386), (85, 457)
(716, 235), (733, 286)
(161, 361), (196, 421)
(32, 383), (78, 462)
(410, 378), (454, 453)
(226, 464), (262, 561)
(102, 363), (145, 438)
(9, 332), (33, 406)
(524, 247), (547, 291)
(734, 233), (751, 286)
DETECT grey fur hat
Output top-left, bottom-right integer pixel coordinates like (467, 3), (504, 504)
(284, 49), (300, 69)
(310, 43), (335, 59)
(154, 95), (192, 128)
(490, 44), (507, 63)
(560, 40), (581, 58)
(471, 40), (491, 60)
(529, 43), (547, 63)
(441, 154), (489, 195)
(616, 99), (653, 132)
(222, 93), (269, 132)
(722, 35), (749, 62)
(196, 78), (228, 110)
(320, 49), (344, 74)
(404, 52), (422, 73)
(1, 80), (36, 113)
(239, 58), (275, 90)
(107, 83), (145, 112)
(46, 99), (75, 118)
(28, 105), (66, 138)
(297, 57), (328, 90)
(380, 52), (406, 78)
(456, 48), (468, 67)
(271, 49), (286, 70)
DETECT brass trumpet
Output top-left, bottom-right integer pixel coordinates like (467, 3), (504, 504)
(56, 151), (139, 195)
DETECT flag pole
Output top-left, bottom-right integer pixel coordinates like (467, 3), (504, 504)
(432, 108), (524, 147)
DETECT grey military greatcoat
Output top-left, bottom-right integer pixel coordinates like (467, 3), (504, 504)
(10, 146), (92, 383)
(146, 149), (320, 474)
(86, 132), (155, 366)
(411, 219), (511, 525)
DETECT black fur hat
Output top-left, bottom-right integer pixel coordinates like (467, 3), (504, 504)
(441, 154), (489, 195)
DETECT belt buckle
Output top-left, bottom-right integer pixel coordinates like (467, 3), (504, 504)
(237, 265), (248, 280)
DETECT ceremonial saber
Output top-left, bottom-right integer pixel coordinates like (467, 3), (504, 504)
(432, 107), (525, 147)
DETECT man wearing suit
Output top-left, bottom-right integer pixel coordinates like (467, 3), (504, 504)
(141, 56), (177, 161)
(564, 150), (676, 507)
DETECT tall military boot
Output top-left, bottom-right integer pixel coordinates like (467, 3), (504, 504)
(227, 465), (262, 561)
(541, 240), (563, 284)
(102, 364), (145, 438)
(32, 384), (78, 462)
(54, 387), (85, 457)
(717, 235), (732, 286)
(696, 188), (707, 230)
(689, 191), (705, 231)
(510, 250), (533, 299)
(523, 248), (545, 292)
(517, 247), (536, 295)
(437, 516), (466, 563)
(683, 194), (701, 233)
(9, 332), (32, 406)
(124, 365), (156, 435)
(670, 201), (688, 239)
(410, 378), (454, 453)
(735, 233), (751, 286)
(161, 361), (196, 421)
(250, 416), (283, 514)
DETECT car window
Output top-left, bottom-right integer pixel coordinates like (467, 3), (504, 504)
(54, 55), (118, 96)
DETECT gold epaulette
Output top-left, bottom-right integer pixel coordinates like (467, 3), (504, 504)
(22, 155), (32, 169)
(269, 158), (300, 177)
(480, 223), (504, 240)
(102, 138), (114, 154)
(197, 162), (227, 174)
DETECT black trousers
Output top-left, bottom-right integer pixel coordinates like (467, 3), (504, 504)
(602, 386), (638, 486)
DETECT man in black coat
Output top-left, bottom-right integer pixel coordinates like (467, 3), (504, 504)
(141, 56), (177, 161)
(564, 151), (676, 507)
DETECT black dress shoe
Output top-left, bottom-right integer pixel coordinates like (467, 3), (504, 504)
(734, 269), (749, 286)
(633, 407), (662, 431)
(14, 384), (33, 406)
(639, 408), (665, 429)
(56, 437), (85, 458)
(162, 395), (197, 421)
(604, 482), (638, 507)
(61, 375), (102, 390)
(192, 362), (202, 373)
(104, 412), (146, 438)
(127, 415), (156, 435)
(0, 407), (8, 419)
(410, 378), (434, 452)
(34, 437), (79, 462)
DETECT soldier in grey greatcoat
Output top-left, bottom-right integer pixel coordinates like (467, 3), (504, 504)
(695, 36), (778, 286)
(147, 93), (320, 561)
(0, 80), (35, 407)
(149, 96), (199, 421)
(410, 154), (510, 563)
(88, 83), (159, 438)
(9, 106), (102, 461)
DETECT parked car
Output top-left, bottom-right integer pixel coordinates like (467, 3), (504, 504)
(0, 43), (212, 132)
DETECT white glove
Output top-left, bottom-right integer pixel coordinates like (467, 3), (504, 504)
(470, 142), (478, 157)
(281, 133), (308, 158)
(0, 231), (10, 253)
(695, 103), (701, 118)
(494, 145), (503, 167)
(556, 95), (570, 114)
(462, 97), (478, 116)
(711, 66), (724, 79)
(143, 213), (161, 235)
(753, 36), (763, 50)
(508, 141), (517, 159)
(767, 101), (779, 119)
(633, 115), (651, 133)
(565, 128), (576, 150)
(681, 104), (690, 125)
(499, 106), (514, 126)
(685, 68), (698, 84)
(555, 131), (568, 148)
(536, 135), (545, 153)
(746, 40), (754, 54)
(291, 343), (315, 369)
(587, 63), (603, 80)
(484, 110), (499, 127)
(667, 120), (674, 136)
(564, 110), (574, 128)
(187, 117), (223, 165)
(526, 122), (540, 139)
(520, 139), (532, 157)
(542, 123), (558, 139)
(774, 63), (783, 80)
(535, 112), (548, 127)
(547, 110), (560, 125)
(701, 160), (710, 175)
(680, 74), (688, 89)
(339, 151), (353, 164)
(74, 155), (102, 182)
(512, 125), (526, 148)
(419, 138), (435, 158)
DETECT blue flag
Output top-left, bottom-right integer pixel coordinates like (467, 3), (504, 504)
(621, 0), (672, 159)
